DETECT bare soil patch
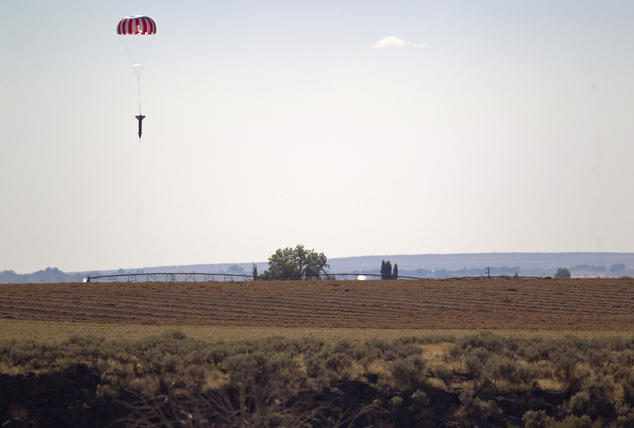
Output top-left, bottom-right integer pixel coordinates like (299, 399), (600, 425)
(0, 278), (633, 330)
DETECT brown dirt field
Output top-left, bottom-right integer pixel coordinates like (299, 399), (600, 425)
(0, 278), (633, 330)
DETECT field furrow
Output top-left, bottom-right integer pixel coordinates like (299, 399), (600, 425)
(1, 279), (633, 330)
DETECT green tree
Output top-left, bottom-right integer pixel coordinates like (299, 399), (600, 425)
(262, 245), (329, 280)
(554, 267), (571, 279)
(252, 263), (258, 281)
(392, 263), (398, 279)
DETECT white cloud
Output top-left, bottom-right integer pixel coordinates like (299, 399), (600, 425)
(372, 35), (425, 49)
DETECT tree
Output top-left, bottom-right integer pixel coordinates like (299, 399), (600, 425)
(262, 245), (329, 280)
(554, 268), (571, 279)
(252, 263), (258, 281)
(380, 260), (393, 280)
(392, 263), (398, 279)
(227, 264), (245, 274)
(609, 263), (626, 273)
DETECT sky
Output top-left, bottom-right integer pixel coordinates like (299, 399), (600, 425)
(1, 1), (634, 273)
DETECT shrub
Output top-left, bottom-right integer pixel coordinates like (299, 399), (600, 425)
(552, 350), (579, 382)
(587, 348), (609, 369)
(261, 336), (294, 354)
(554, 268), (571, 279)
(352, 342), (382, 366)
(389, 343), (422, 360)
(162, 354), (179, 373)
(618, 349), (634, 366)
(332, 339), (353, 354)
(546, 415), (594, 428)
(455, 390), (502, 426)
(459, 332), (504, 353)
(390, 355), (426, 390)
(623, 372), (634, 404)
(568, 375), (616, 419)
(615, 399), (634, 426)
(409, 389), (429, 407)
(295, 337), (325, 355)
(430, 364), (453, 384)
(389, 395), (403, 409)
(363, 338), (391, 355)
(304, 354), (324, 378)
(463, 355), (484, 380)
(487, 356), (518, 384)
(2, 332), (632, 427)
(522, 409), (554, 428)
(325, 353), (351, 373)
(162, 329), (187, 341)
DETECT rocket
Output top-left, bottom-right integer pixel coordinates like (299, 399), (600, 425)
(135, 115), (145, 139)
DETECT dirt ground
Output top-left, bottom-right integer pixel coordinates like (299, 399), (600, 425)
(0, 278), (633, 330)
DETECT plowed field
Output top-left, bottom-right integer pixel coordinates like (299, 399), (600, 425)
(1, 279), (633, 330)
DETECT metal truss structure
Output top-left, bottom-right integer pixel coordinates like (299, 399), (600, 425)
(83, 272), (428, 283)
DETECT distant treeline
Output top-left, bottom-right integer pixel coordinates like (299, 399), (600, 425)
(401, 264), (628, 279)
(395, 266), (521, 279)
(1, 263), (631, 284)
(0, 267), (84, 284)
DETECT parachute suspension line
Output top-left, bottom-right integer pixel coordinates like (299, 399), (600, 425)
(135, 74), (144, 140)
(137, 76), (142, 115)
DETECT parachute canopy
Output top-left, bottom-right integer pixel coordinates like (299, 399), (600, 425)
(117, 16), (157, 35)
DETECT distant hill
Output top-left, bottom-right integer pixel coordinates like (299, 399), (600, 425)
(2, 252), (633, 283)
(128, 252), (634, 275)
(0, 267), (84, 284)
(144, 252), (634, 278)
(327, 252), (634, 276)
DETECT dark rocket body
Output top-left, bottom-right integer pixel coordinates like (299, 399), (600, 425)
(135, 115), (145, 139)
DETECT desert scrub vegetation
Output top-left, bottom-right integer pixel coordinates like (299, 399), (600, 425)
(0, 331), (633, 427)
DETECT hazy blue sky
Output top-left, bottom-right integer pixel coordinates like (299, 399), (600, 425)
(2, 1), (634, 272)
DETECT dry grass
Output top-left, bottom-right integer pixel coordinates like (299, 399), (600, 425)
(0, 319), (632, 343)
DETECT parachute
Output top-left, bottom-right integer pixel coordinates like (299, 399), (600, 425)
(117, 16), (157, 35)
(117, 16), (157, 139)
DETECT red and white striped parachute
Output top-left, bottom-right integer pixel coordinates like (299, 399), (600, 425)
(117, 16), (157, 35)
